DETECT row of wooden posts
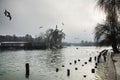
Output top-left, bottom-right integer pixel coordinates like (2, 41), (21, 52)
(25, 53), (100, 78)
(25, 48), (108, 78)
(55, 56), (96, 78)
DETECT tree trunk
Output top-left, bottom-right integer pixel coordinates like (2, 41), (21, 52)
(111, 31), (119, 53)
(112, 43), (119, 53)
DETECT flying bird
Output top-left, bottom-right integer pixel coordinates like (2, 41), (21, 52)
(39, 26), (43, 28)
(62, 22), (64, 26)
(4, 9), (12, 20)
(74, 37), (79, 39)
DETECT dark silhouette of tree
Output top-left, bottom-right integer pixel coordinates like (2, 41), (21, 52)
(25, 34), (33, 42)
(95, 23), (120, 46)
(95, 0), (120, 53)
(45, 26), (65, 49)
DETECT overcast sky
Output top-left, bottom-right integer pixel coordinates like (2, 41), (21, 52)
(0, 0), (105, 43)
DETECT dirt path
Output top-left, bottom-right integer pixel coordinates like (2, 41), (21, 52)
(113, 54), (120, 80)
(106, 54), (117, 80)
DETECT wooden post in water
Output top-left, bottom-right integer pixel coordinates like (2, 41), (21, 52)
(83, 75), (86, 78)
(78, 59), (80, 62)
(94, 56), (96, 61)
(67, 69), (70, 76)
(95, 63), (97, 66)
(91, 69), (95, 73)
(74, 60), (77, 64)
(75, 67), (78, 70)
(85, 62), (87, 64)
(25, 63), (30, 78)
(56, 68), (59, 72)
(89, 57), (92, 62)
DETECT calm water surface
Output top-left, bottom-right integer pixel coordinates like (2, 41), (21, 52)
(0, 46), (110, 80)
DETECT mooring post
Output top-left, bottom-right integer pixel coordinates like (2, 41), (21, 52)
(83, 75), (86, 78)
(91, 69), (95, 73)
(67, 69), (70, 76)
(89, 57), (92, 62)
(56, 68), (59, 72)
(25, 63), (30, 78)
(74, 60), (77, 64)
(75, 67), (78, 70)
(78, 59), (80, 62)
(94, 56), (96, 61)
(85, 62), (87, 64)
(69, 62), (72, 65)
(95, 63), (97, 66)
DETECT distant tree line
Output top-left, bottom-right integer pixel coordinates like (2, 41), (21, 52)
(0, 27), (65, 49)
(63, 40), (95, 46)
(80, 40), (95, 46)
(0, 34), (44, 43)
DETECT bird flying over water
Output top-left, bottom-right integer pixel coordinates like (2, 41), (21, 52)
(4, 9), (12, 21)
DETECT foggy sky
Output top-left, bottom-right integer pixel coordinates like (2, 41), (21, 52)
(0, 0), (105, 43)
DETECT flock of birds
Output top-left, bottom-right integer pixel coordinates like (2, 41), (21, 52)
(3, 9), (91, 43)
(3, 9), (64, 30)
(3, 9), (65, 29)
(2, 9), (87, 37)
(54, 48), (98, 79)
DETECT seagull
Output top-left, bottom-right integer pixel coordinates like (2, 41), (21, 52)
(4, 9), (12, 20)
(62, 22), (64, 26)
(39, 26), (43, 28)
(74, 37), (79, 39)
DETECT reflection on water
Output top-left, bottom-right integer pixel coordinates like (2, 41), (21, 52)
(0, 46), (109, 80)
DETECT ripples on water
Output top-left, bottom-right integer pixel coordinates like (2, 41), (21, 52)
(0, 46), (110, 80)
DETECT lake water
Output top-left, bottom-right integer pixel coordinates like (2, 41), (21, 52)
(0, 46), (110, 80)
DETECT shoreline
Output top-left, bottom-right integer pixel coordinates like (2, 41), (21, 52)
(112, 54), (120, 80)
(97, 49), (120, 80)
(108, 54), (117, 80)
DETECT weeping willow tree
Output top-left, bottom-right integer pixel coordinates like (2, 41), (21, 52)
(95, 0), (120, 53)
(45, 25), (65, 49)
